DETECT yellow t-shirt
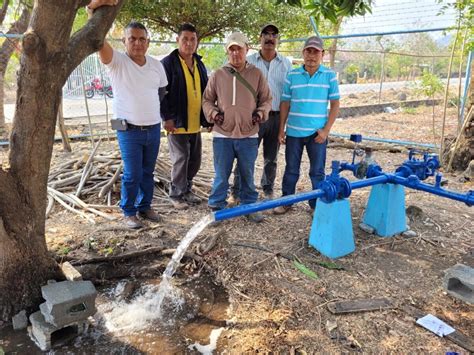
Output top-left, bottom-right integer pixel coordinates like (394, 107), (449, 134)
(174, 56), (201, 134)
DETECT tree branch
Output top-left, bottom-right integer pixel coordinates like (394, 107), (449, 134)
(0, 0), (9, 26)
(65, 1), (124, 78)
(0, 8), (30, 72)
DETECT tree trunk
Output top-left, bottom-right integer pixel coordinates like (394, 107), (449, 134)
(0, 8), (30, 129)
(0, 0), (123, 322)
(446, 59), (474, 172)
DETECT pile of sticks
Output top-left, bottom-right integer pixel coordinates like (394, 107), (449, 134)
(47, 140), (213, 223)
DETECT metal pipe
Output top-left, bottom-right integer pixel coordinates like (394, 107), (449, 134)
(214, 175), (390, 221)
(309, 17), (321, 37)
(280, 27), (453, 43)
(330, 133), (438, 149)
(388, 175), (474, 206)
(214, 189), (326, 221)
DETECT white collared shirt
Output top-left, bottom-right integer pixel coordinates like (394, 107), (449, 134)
(247, 51), (292, 111)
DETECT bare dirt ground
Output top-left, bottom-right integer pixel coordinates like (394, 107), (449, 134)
(1, 104), (473, 353)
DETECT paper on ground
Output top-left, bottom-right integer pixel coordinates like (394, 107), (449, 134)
(416, 314), (455, 337)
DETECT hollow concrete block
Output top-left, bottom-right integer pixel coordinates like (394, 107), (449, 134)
(443, 264), (474, 305)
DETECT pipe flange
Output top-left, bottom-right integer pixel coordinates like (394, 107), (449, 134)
(339, 177), (352, 199)
(320, 180), (337, 203)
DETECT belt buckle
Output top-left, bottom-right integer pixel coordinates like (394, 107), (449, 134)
(140, 126), (147, 131)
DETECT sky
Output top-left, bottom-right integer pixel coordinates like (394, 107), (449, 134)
(341, 0), (458, 36)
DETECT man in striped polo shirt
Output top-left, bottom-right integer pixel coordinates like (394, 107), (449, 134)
(274, 36), (340, 214)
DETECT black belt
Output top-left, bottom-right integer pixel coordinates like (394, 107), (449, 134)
(127, 123), (160, 130)
(269, 111), (280, 116)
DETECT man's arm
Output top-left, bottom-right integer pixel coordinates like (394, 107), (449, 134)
(254, 72), (272, 122)
(315, 99), (340, 144)
(86, 0), (116, 64)
(278, 101), (290, 144)
(202, 74), (220, 124)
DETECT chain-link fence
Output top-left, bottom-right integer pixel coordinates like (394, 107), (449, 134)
(1, 29), (470, 161)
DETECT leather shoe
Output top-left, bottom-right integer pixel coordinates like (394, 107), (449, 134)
(124, 215), (144, 229)
(183, 192), (201, 204)
(138, 209), (162, 222)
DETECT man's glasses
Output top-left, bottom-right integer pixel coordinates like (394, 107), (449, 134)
(262, 32), (279, 39)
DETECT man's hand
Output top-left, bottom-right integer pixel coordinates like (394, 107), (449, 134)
(88, 0), (118, 11)
(278, 130), (286, 145)
(213, 113), (224, 126)
(87, 0), (118, 17)
(252, 112), (262, 125)
(315, 128), (329, 144)
(163, 120), (177, 134)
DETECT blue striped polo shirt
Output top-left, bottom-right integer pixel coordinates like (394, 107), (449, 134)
(281, 64), (340, 137)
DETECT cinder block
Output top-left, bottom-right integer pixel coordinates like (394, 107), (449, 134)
(28, 311), (86, 351)
(12, 310), (28, 330)
(444, 264), (474, 304)
(40, 280), (97, 328)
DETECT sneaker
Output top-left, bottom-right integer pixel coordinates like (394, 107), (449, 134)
(170, 197), (188, 210)
(227, 194), (240, 207)
(138, 209), (162, 222)
(273, 205), (291, 215)
(183, 191), (201, 205)
(246, 212), (264, 223)
(124, 215), (144, 229)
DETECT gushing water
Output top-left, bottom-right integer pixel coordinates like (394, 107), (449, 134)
(99, 214), (214, 332)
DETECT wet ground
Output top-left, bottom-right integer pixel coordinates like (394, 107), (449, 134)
(0, 274), (229, 354)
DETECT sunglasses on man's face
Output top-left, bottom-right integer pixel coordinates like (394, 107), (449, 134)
(262, 32), (279, 39)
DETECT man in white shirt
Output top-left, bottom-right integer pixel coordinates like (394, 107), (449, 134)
(229, 24), (292, 203)
(87, 1), (168, 229)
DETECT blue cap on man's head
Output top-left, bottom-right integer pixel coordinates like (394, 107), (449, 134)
(303, 36), (324, 51)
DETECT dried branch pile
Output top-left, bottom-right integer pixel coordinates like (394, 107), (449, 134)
(46, 140), (213, 223)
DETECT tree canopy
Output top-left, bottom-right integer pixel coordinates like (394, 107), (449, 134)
(117, 0), (317, 41)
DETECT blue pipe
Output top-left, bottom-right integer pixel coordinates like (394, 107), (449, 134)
(388, 174), (474, 206)
(213, 170), (472, 221)
(214, 174), (389, 221)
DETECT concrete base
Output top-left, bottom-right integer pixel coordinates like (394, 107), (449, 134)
(309, 198), (355, 259)
(28, 311), (87, 351)
(444, 264), (474, 304)
(363, 184), (407, 237)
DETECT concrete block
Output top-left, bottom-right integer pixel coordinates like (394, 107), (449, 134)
(60, 262), (83, 281)
(28, 311), (86, 351)
(12, 310), (28, 330)
(444, 264), (474, 305)
(40, 280), (97, 328)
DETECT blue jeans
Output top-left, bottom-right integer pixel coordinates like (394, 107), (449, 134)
(117, 124), (161, 216)
(209, 138), (259, 210)
(231, 112), (280, 196)
(281, 134), (327, 209)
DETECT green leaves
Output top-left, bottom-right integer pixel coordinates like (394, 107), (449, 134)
(293, 260), (319, 279)
(282, 0), (373, 24)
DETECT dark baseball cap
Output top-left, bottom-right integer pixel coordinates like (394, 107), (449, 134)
(303, 36), (324, 51)
(261, 23), (279, 34)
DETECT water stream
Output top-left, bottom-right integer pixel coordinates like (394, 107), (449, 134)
(101, 214), (214, 332)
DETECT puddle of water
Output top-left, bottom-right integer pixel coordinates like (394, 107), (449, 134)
(0, 274), (229, 354)
(1, 214), (223, 353)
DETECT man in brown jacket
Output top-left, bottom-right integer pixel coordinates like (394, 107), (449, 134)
(202, 32), (272, 223)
